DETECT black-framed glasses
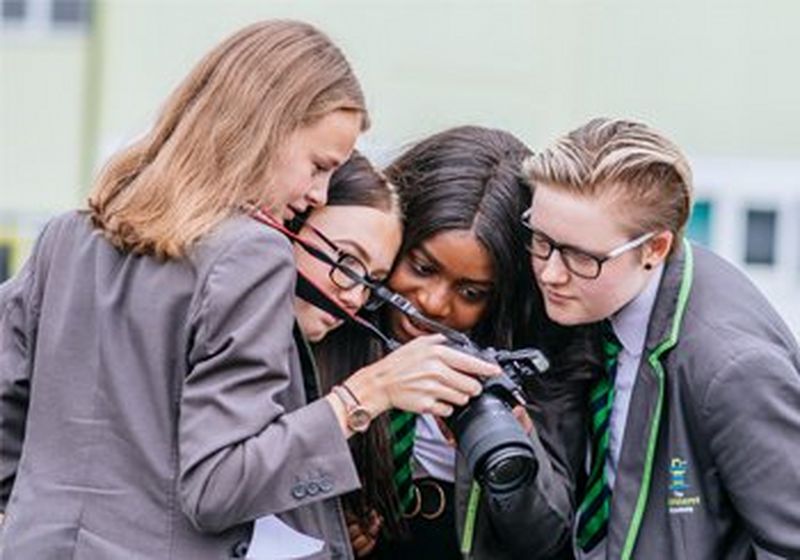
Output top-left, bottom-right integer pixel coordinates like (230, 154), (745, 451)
(302, 222), (379, 291)
(520, 208), (654, 280)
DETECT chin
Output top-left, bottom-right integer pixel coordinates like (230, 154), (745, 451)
(298, 318), (325, 342)
(309, 321), (336, 342)
(544, 302), (587, 327)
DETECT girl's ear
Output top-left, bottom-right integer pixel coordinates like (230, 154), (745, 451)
(643, 230), (673, 268)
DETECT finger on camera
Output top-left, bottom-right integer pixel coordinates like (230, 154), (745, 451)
(435, 367), (483, 397)
(436, 344), (501, 377)
(430, 384), (473, 408)
(430, 401), (455, 417)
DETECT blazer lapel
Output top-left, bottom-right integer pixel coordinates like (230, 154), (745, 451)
(606, 241), (694, 560)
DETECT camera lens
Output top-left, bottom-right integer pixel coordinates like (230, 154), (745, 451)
(448, 392), (537, 493)
(484, 447), (536, 492)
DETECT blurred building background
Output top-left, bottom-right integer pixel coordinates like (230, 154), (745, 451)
(2, 0), (799, 334)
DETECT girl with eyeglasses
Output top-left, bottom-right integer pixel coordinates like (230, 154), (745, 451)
(249, 149), (516, 559)
(0, 22), (499, 560)
(289, 151), (403, 342)
(524, 118), (800, 559)
(313, 126), (598, 559)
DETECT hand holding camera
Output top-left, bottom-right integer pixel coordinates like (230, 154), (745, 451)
(342, 334), (501, 420)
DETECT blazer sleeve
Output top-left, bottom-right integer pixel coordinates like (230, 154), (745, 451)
(703, 348), (800, 557)
(476, 378), (587, 557)
(0, 249), (36, 512)
(178, 228), (360, 533)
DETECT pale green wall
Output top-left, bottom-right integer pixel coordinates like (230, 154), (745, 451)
(92, 0), (800, 173)
(1, 34), (87, 212)
(2, 0), (799, 281)
(3, 0), (799, 214)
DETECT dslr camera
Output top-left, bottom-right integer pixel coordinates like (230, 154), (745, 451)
(443, 337), (549, 493)
(366, 284), (550, 493)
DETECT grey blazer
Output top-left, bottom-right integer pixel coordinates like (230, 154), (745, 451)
(0, 211), (360, 559)
(601, 242), (800, 559)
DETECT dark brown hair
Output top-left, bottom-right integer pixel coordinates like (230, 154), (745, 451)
(316, 126), (599, 538)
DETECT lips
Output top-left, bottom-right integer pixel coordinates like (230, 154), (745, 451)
(543, 289), (575, 305)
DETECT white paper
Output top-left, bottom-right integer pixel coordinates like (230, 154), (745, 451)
(247, 515), (325, 559)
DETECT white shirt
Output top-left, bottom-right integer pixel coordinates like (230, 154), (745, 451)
(574, 265), (664, 560)
(412, 413), (456, 482)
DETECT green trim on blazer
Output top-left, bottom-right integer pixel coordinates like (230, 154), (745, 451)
(621, 239), (694, 560)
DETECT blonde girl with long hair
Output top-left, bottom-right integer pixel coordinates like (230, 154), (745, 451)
(0, 21), (497, 559)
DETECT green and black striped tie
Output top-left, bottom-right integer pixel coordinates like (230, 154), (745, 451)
(577, 323), (622, 552)
(390, 410), (418, 513)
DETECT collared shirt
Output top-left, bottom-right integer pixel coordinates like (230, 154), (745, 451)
(413, 413), (457, 482)
(575, 264), (664, 560)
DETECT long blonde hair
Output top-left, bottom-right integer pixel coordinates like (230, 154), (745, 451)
(523, 118), (692, 254)
(88, 20), (369, 259)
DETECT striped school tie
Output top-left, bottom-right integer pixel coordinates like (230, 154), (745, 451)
(390, 410), (418, 513)
(577, 322), (622, 552)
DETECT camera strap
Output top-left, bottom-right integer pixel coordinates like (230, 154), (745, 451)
(248, 206), (399, 350)
(247, 206), (480, 351)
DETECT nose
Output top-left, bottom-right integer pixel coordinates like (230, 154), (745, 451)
(337, 284), (369, 312)
(415, 281), (452, 320)
(537, 249), (570, 285)
(306, 174), (331, 209)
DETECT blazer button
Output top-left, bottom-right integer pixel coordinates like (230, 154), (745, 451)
(307, 481), (320, 496)
(231, 540), (249, 558)
(291, 483), (307, 500)
(319, 478), (333, 493)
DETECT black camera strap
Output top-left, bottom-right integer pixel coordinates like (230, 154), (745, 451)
(247, 206), (488, 353)
(248, 206), (400, 350)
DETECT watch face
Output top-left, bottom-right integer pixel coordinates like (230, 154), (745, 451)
(349, 407), (371, 433)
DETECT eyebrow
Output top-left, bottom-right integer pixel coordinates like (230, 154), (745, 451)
(332, 238), (369, 262)
(415, 245), (494, 286)
(534, 228), (607, 260)
(336, 238), (393, 278)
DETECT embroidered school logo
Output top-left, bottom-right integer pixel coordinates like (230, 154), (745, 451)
(669, 457), (689, 496)
(667, 457), (701, 514)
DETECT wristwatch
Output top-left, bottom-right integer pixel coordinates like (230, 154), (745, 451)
(331, 384), (372, 433)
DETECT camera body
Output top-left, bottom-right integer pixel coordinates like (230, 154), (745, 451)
(443, 338), (550, 493)
(313, 279), (553, 492)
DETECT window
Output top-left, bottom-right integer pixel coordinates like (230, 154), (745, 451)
(2, 0), (26, 21)
(1, 0), (90, 30)
(745, 209), (777, 265)
(52, 0), (88, 24)
(0, 243), (11, 283)
(687, 199), (713, 247)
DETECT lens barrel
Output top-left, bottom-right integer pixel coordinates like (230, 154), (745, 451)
(448, 393), (537, 493)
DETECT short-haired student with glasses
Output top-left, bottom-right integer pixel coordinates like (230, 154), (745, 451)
(523, 118), (800, 559)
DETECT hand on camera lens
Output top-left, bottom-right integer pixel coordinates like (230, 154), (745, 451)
(512, 404), (535, 435)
